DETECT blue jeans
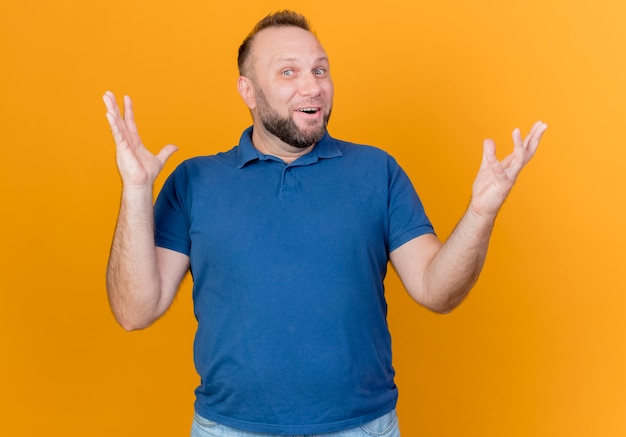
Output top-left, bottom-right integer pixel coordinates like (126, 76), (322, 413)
(190, 409), (400, 436)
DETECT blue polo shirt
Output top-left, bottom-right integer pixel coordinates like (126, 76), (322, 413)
(154, 127), (434, 434)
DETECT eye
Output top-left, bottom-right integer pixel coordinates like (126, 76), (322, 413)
(314, 69), (326, 76)
(281, 69), (294, 77)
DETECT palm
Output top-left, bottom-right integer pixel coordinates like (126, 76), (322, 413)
(471, 121), (547, 217)
(103, 92), (177, 186)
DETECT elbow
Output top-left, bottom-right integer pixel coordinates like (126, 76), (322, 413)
(415, 287), (469, 315)
(408, 293), (457, 314)
(429, 301), (458, 315)
(108, 299), (158, 331)
(106, 283), (160, 331)
(115, 314), (154, 331)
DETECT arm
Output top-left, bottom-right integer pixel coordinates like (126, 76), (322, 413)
(103, 91), (188, 330)
(390, 121), (548, 313)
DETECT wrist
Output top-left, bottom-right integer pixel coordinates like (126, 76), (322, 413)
(121, 183), (154, 200)
(467, 201), (498, 227)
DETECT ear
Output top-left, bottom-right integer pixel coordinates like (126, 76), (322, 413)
(237, 76), (256, 110)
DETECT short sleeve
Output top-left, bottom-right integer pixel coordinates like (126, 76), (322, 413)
(154, 164), (192, 256)
(387, 156), (435, 252)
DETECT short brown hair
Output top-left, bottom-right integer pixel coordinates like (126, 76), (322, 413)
(237, 10), (313, 76)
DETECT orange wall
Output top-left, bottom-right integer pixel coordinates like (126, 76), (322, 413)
(1, 1), (625, 436)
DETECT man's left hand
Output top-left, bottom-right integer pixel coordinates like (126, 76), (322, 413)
(470, 120), (548, 218)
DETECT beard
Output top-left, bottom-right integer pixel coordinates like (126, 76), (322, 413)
(256, 88), (332, 149)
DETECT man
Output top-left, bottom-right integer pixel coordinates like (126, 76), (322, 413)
(103, 10), (546, 437)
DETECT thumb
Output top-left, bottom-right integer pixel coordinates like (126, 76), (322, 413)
(156, 144), (178, 165)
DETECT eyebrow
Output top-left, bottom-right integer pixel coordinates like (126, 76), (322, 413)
(275, 56), (329, 64)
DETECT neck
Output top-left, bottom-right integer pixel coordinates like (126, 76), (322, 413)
(251, 126), (315, 164)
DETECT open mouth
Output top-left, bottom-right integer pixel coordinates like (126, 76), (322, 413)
(296, 108), (320, 115)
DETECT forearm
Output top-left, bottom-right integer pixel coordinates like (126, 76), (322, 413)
(422, 206), (496, 313)
(394, 122), (546, 313)
(106, 185), (163, 330)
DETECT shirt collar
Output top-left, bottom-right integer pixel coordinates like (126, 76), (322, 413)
(236, 126), (343, 168)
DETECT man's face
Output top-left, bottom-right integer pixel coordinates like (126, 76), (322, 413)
(245, 26), (334, 149)
(255, 87), (332, 149)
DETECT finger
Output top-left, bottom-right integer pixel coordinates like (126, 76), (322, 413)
(483, 138), (498, 167)
(525, 121), (548, 154)
(523, 121), (546, 148)
(480, 138), (496, 170)
(102, 90), (115, 109)
(512, 127), (523, 149)
(103, 93), (128, 140)
(521, 122), (537, 148)
(102, 91), (113, 111)
(483, 139), (509, 182)
(123, 95), (139, 134)
(103, 91), (123, 120)
(105, 111), (128, 149)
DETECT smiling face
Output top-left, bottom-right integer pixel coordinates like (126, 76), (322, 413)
(254, 84), (332, 150)
(237, 25), (334, 156)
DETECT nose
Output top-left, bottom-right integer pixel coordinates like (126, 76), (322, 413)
(298, 71), (322, 97)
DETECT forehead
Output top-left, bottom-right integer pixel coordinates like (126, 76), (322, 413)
(250, 26), (328, 66)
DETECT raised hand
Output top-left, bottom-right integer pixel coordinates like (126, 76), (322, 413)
(470, 121), (548, 218)
(103, 91), (177, 187)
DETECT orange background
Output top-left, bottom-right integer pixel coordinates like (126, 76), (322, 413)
(1, 0), (625, 435)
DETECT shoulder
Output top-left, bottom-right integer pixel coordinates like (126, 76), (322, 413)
(328, 136), (397, 163)
(160, 147), (240, 194)
(328, 136), (405, 177)
(174, 146), (240, 173)
(333, 136), (389, 156)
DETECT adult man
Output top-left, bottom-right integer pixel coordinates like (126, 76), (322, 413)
(103, 10), (546, 437)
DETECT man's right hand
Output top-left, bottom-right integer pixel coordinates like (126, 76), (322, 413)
(103, 91), (177, 187)
(103, 91), (188, 331)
